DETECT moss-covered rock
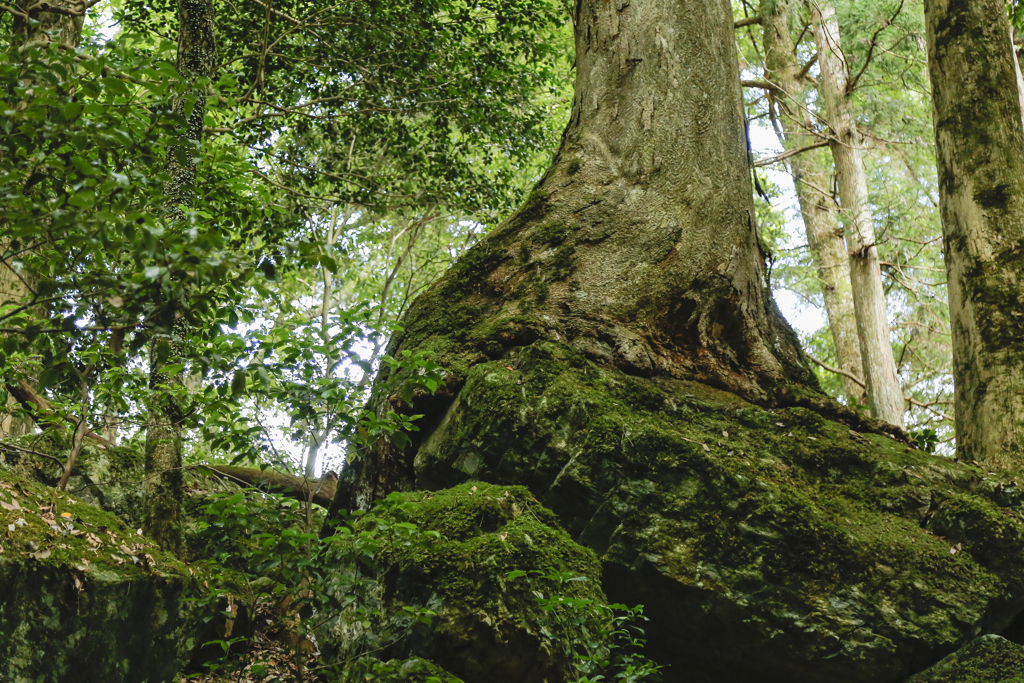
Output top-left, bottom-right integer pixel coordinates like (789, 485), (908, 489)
(0, 468), (199, 683)
(319, 483), (610, 683)
(374, 339), (1024, 683)
(905, 635), (1024, 682)
(1, 435), (146, 526)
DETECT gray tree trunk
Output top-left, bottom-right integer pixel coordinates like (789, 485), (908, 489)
(761, 1), (865, 405)
(924, 0), (1024, 467)
(143, 0), (218, 553)
(812, 2), (904, 428)
(337, 0), (818, 510)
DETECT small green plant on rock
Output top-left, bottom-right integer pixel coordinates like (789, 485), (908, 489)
(189, 489), (440, 681)
(506, 568), (663, 683)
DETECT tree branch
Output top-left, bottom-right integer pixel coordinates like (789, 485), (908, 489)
(5, 380), (112, 447)
(741, 79), (781, 92)
(796, 52), (818, 81)
(753, 139), (830, 167)
(806, 353), (866, 389)
(201, 465), (337, 508)
(735, 16), (762, 28)
(847, 0), (905, 93)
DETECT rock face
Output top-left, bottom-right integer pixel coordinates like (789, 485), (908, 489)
(1, 436), (146, 525)
(905, 635), (1024, 682)
(355, 338), (1024, 683)
(319, 483), (614, 683)
(0, 468), (199, 683)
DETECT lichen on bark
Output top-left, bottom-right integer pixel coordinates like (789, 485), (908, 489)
(924, 0), (1024, 467)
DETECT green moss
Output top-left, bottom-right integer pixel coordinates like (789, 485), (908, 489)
(0, 468), (199, 683)
(320, 483), (607, 682)
(908, 635), (1024, 682)
(0, 467), (188, 579)
(534, 220), (572, 246)
(401, 337), (1024, 681)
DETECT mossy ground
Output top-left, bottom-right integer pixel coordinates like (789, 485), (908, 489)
(0, 466), (184, 576)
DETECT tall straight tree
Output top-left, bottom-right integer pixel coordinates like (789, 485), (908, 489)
(142, 0), (218, 552)
(924, 0), (1024, 467)
(760, 0), (865, 404)
(812, 0), (904, 428)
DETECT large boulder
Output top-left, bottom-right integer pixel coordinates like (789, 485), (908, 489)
(0, 468), (199, 683)
(1, 435), (146, 525)
(365, 338), (1024, 683)
(318, 483), (617, 683)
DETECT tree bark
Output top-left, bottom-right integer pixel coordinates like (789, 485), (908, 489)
(10, 0), (84, 50)
(761, 0), (865, 405)
(924, 0), (1024, 467)
(812, 2), (904, 427)
(335, 0), (818, 512)
(143, 0), (218, 554)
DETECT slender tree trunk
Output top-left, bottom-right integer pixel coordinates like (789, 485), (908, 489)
(812, 2), (904, 427)
(143, 0), (218, 553)
(339, 0), (817, 510)
(1, 0), (86, 439)
(924, 0), (1024, 467)
(761, 0), (865, 404)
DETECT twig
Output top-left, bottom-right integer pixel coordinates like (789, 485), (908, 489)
(57, 370), (92, 491)
(847, 0), (906, 93)
(908, 397), (953, 423)
(754, 140), (830, 167)
(806, 353), (865, 389)
(0, 442), (67, 471)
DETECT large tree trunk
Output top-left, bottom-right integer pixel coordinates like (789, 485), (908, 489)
(1, 0), (86, 439)
(812, 2), (904, 428)
(335, 0), (818, 511)
(761, 0), (865, 405)
(924, 0), (1024, 467)
(142, 0), (218, 553)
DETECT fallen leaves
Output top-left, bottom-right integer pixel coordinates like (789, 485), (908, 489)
(29, 547), (52, 560)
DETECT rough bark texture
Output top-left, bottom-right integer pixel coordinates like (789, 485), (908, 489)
(924, 0), (1024, 468)
(10, 0), (84, 50)
(813, 2), (905, 428)
(761, 0), (865, 404)
(143, 0), (218, 554)
(332, 0), (824, 514)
